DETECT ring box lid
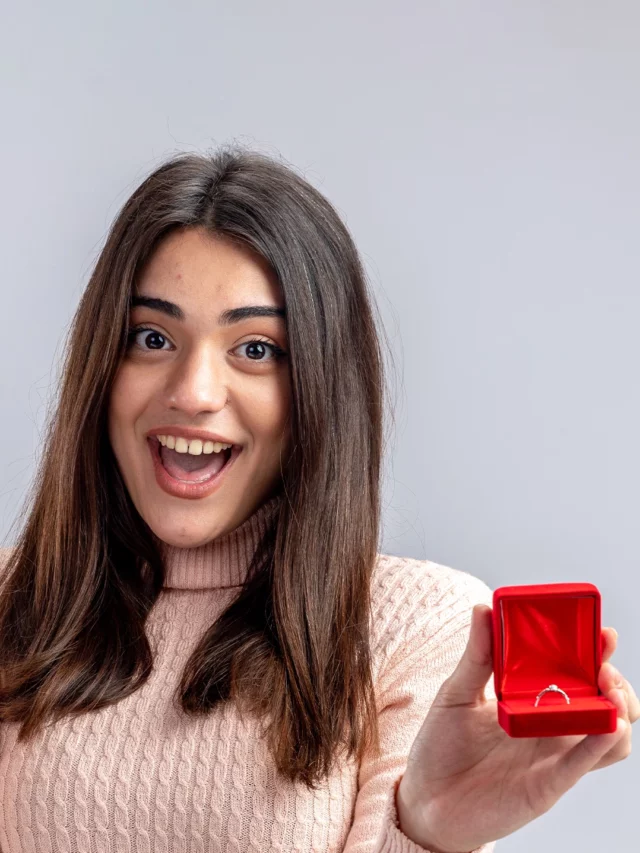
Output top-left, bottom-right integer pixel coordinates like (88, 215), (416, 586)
(491, 582), (603, 703)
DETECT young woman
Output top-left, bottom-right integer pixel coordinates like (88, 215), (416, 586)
(0, 148), (635, 853)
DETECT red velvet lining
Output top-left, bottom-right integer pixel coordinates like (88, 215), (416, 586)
(500, 595), (596, 698)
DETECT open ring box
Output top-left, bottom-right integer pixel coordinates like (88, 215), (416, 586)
(491, 582), (618, 737)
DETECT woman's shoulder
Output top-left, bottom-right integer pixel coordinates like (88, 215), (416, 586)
(0, 546), (14, 571)
(0, 545), (15, 574)
(369, 552), (494, 668)
(0, 546), (15, 595)
(371, 551), (493, 613)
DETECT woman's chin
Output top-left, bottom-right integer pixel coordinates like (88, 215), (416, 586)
(143, 513), (231, 550)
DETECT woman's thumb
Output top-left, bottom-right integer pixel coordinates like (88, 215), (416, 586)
(438, 604), (494, 706)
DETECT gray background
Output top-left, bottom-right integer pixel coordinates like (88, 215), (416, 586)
(1, 1), (638, 850)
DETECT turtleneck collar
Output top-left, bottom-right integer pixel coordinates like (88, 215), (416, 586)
(156, 494), (283, 590)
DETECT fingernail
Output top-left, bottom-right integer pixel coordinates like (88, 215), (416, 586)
(611, 666), (624, 686)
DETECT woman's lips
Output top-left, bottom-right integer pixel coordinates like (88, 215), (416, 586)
(148, 437), (242, 500)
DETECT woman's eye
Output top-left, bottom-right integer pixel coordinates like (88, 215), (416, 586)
(126, 327), (287, 363)
(126, 328), (171, 352)
(236, 340), (288, 362)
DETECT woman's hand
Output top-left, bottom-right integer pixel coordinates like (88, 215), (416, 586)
(395, 606), (638, 853)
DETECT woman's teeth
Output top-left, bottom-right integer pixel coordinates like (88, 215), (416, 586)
(155, 435), (233, 456)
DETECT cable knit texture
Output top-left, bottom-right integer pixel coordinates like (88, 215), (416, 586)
(0, 496), (497, 853)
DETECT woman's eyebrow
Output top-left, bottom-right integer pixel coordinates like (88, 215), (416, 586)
(129, 295), (286, 326)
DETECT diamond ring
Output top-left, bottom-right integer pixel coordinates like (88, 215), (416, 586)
(534, 683), (570, 706)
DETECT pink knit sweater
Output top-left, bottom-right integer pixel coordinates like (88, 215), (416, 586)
(0, 496), (497, 852)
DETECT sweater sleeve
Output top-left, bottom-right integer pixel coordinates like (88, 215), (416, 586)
(341, 559), (498, 853)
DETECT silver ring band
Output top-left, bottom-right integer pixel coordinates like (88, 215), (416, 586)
(534, 683), (570, 707)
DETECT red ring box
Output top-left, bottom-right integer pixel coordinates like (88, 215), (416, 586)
(492, 583), (618, 737)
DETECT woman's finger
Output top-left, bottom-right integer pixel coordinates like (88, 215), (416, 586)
(550, 716), (628, 794)
(590, 687), (633, 771)
(614, 675), (640, 725)
(599, 663), (640, 725)
(608, 685), (630, 725)
(600, 627), (618, 664)
(599, 661), (623, 695)
(623, 678), (640, 724)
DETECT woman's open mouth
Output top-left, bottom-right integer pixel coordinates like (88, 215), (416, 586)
(148, 437), (242, 500)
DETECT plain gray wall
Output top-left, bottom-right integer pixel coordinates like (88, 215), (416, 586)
(1, 1), (638, 850)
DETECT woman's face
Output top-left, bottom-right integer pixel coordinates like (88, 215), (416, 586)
(108, 225), (291, 548)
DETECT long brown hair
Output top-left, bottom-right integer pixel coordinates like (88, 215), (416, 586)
(0, 146), (398, 788)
